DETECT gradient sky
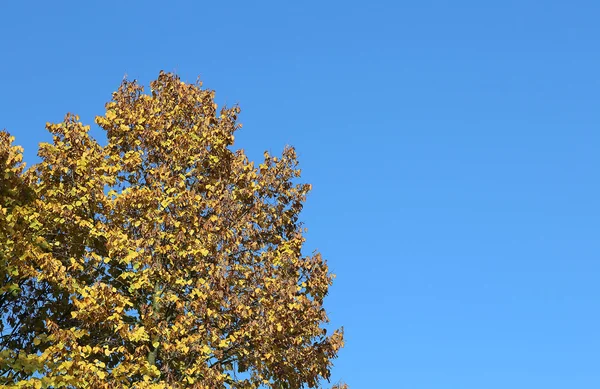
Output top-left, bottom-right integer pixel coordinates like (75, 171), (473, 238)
(2, 1), (600, 388)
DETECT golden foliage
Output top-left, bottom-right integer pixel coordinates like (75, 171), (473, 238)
(0, 72), (344, 388)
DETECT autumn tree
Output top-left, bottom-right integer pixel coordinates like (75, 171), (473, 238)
(0, 72), (344, 388)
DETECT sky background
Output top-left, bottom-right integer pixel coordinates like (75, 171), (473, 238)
(1, 1), (600, 388)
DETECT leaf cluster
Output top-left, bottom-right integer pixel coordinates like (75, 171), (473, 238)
(0, 72), (344, 388)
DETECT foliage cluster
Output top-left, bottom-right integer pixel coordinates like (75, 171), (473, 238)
(0, 72), (344, 388)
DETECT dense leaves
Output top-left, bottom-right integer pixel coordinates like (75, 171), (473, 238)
(0, 72), (344, 388)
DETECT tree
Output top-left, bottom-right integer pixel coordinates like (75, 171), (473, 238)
(0, 72), (345, 388)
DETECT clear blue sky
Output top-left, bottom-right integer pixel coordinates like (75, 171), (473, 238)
(2, 1), (599, 388)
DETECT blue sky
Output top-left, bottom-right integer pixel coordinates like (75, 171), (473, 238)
(2, 1), (600, 387)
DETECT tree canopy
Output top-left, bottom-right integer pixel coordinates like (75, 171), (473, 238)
(0, 72), (345, 388)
